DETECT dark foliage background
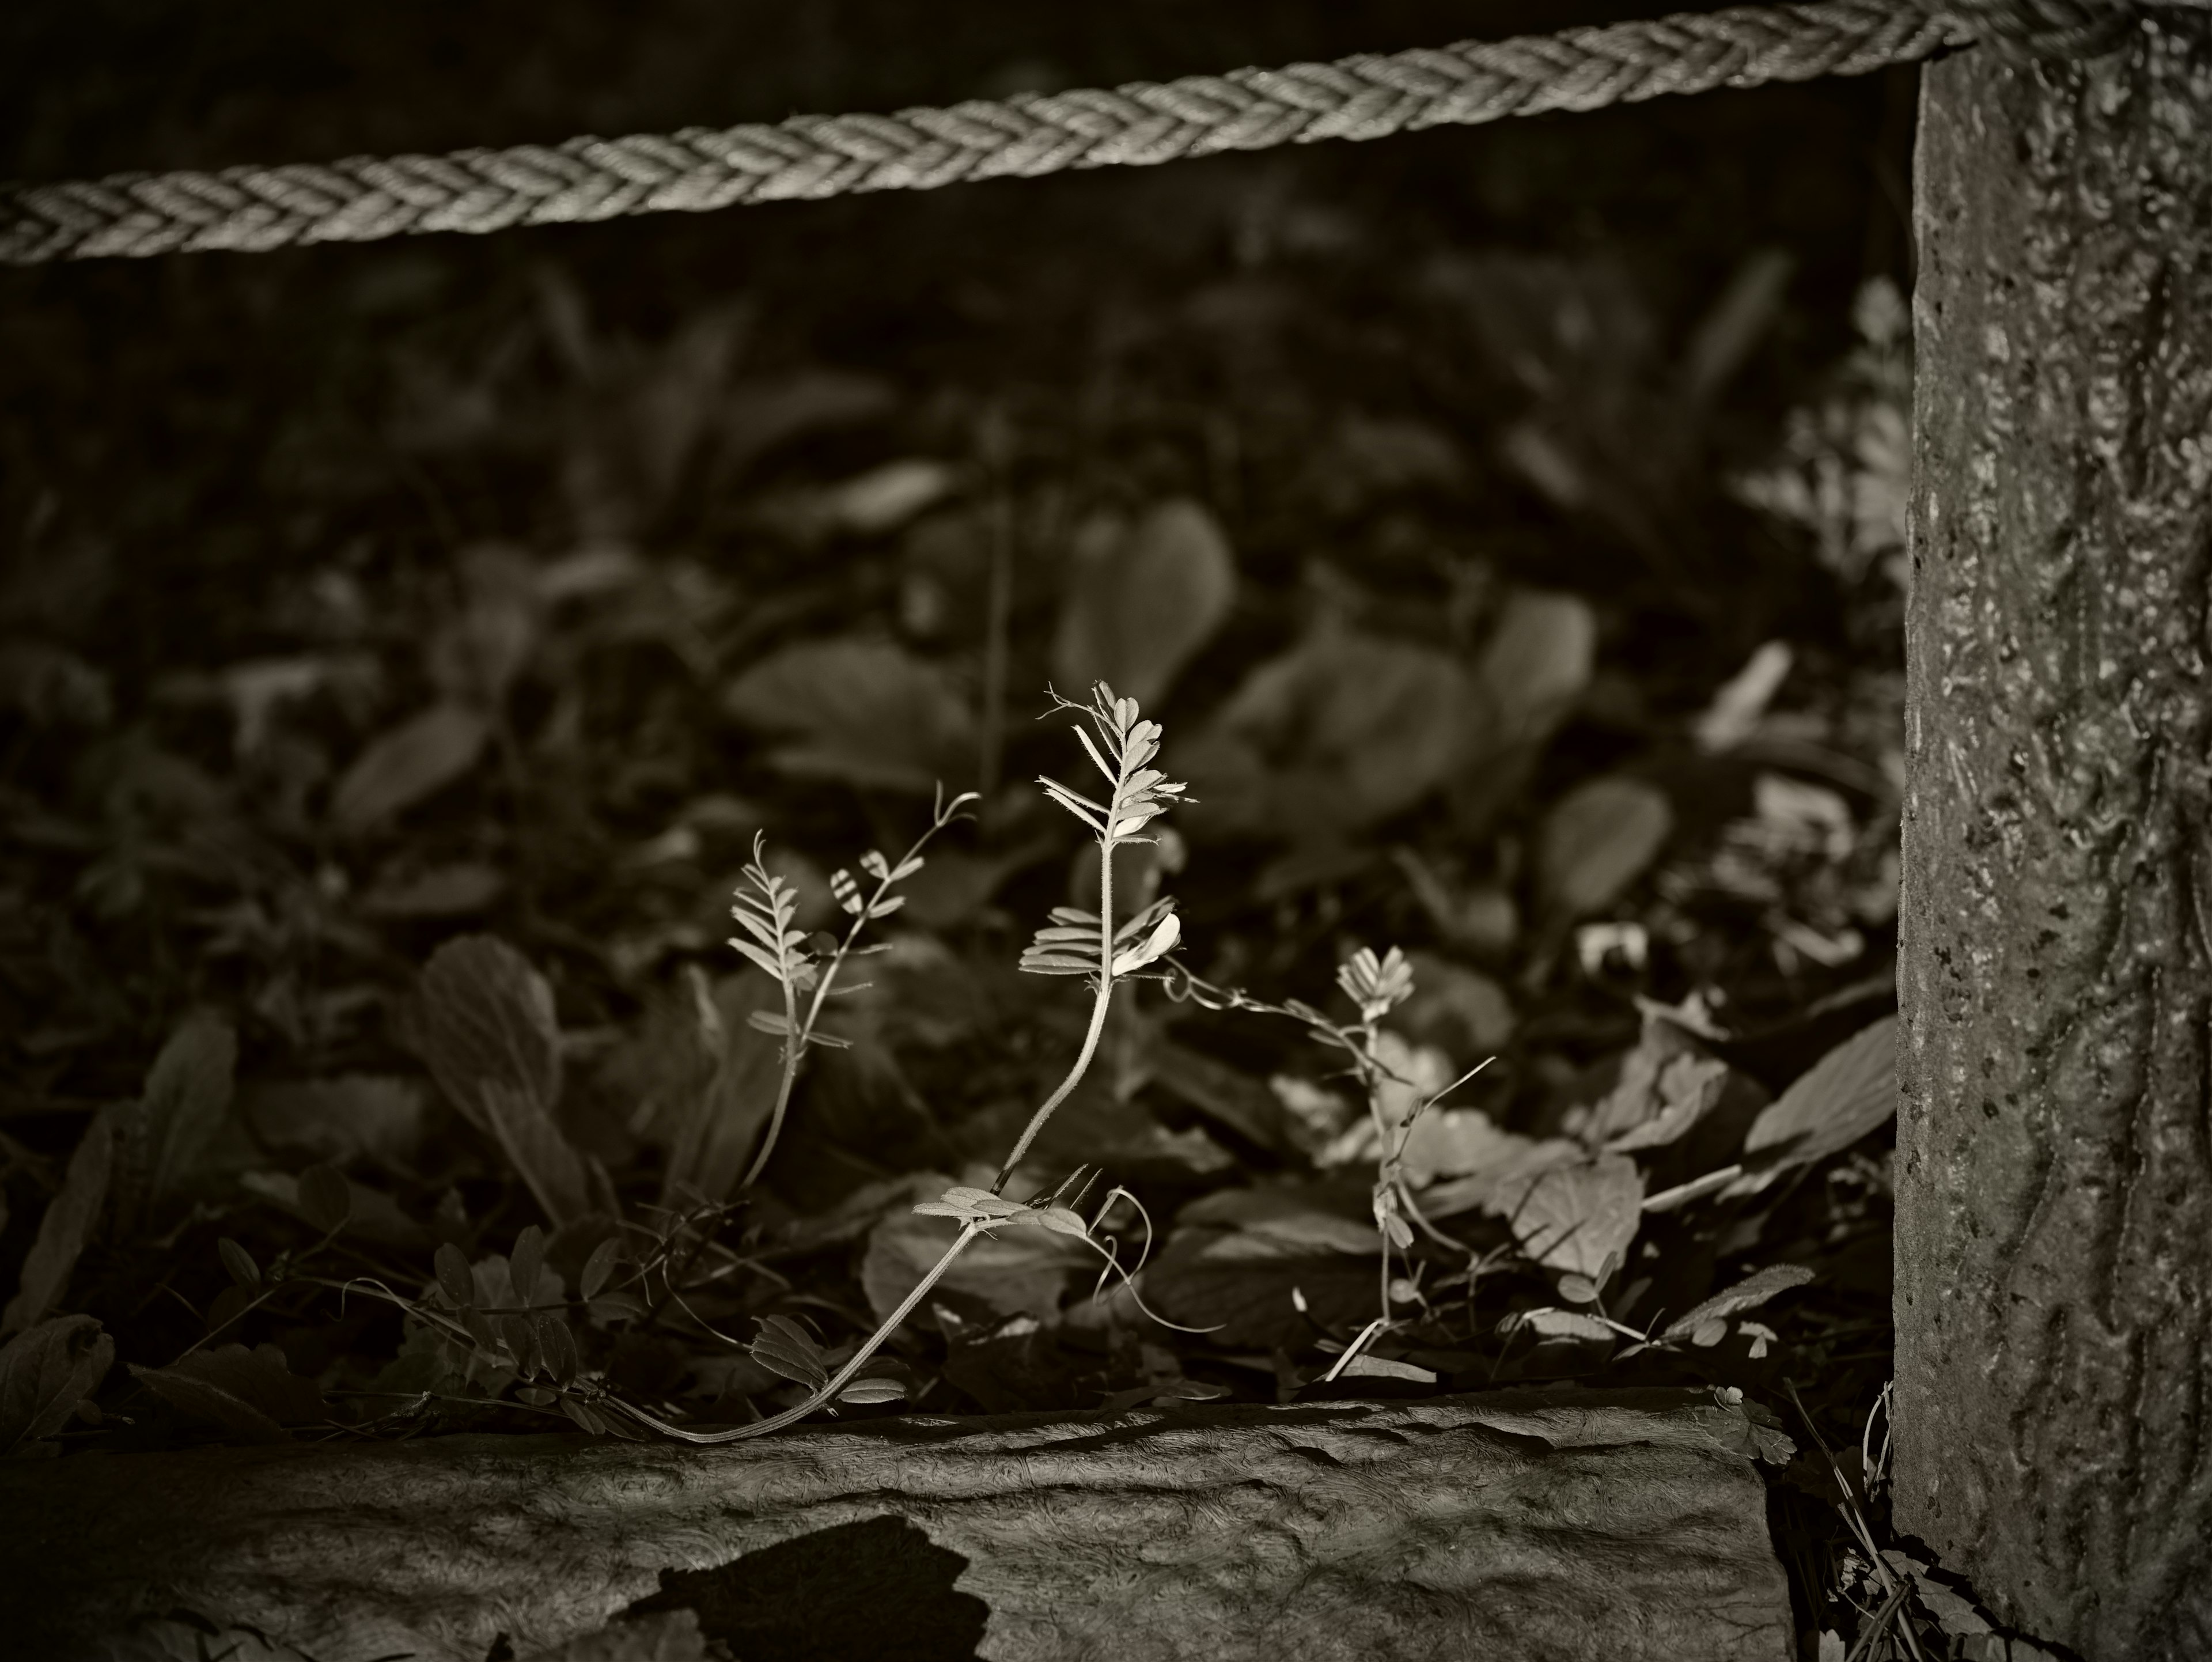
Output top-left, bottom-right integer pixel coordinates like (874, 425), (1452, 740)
(0, 3), (1940, 1652)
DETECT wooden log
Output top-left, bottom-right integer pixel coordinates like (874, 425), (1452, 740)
(1899, 14), (2212, 1660)
(0, 1388), (1794, 1662)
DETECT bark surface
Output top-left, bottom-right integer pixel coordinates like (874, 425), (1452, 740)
(0, 1388), (1792, 1662)
(1899, 16), (2212, 1659)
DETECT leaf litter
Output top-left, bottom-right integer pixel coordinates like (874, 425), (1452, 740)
(3, 74), (1929, 1655)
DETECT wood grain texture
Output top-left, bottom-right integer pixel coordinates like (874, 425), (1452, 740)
(1900, 14), (2212, 1659)
(0, 1388), (1793, 1662)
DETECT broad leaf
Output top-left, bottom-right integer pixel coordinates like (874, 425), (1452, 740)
(329, 701), (491, 834)
(0, 1315), (113, 1455)
(724, 639), (974, 794)
(1663, 1263), (1816, 1344)
(1, 1111), (113, 1335)
(1052, 499), (1237, 709)
(130, 1343), (325, 1444)
(1180, 628), (1474, 839)
(1536, 775), (1673, 921)
(1498, 1154), (1645, 1282)
(412, 936), (596, 1225)
(1729, 1016), (1896, 1194)
(748, 1315), (830, 1391)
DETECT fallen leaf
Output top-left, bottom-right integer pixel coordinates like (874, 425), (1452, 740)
(1497, 1154), (1645, 1281)
(1536, 775), (1673, 922)
(723, 639), (974, 794)
(1173, 1186), (1380, 1256)
(1, 1111), (114, 1334)
(329, 702), (491, 834)
(1518, 1307), (1616, 1342)
(1332, 1353), (1437, 1384)
(1181, 627), (1472, 839)
(1052, 499), (1237, 709)
(1662, 1263), (1816, 1344)
(1411, 1129), (1584, 1220)
(1728, 1016), (1896, 1195)
(0, 1315), (113, 1455)
(130, 1343), (325, 1444)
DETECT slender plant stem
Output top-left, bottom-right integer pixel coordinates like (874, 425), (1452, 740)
(611, 1221), (990, 1445)
(992, 836), (1116, 1194)
(740, 797), (968, 1191)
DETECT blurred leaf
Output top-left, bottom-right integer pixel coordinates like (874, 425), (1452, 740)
(0, 1315), (113, 1456)
(1680, 249), (1793, 405)
(239, 1169), (423, 1251)
(427, 544), (540, 707)
(435, 1242), (474, 1309)
(243, 1075), (425, 1171)
(1475, 589), (1596, 748)
(511, 1224), (547, 1307)
(217, 1237), (260, 1288)
(1149, 1042), (1295, 1156)
(130, 1343), (325, 1444)
(724, 639), (974, 794)
(1399, 1108), (1535, 1191)
(1182, 628), (1471, 839)
(1497, 1154), (1644, 1281)
(579, 1237), (620, 1301)
(1, 1110), (113, 1335)
(1052, 499), (1237, 710)
(412, 936), (595, 1225)
(1728, 1016), (1896, 1195)
(1536, 776), (1673, 922)
(360, 861), (507, 918)
(329, 702), (491, 835)
(1662, 1263), (1815, 1344)
(297, 1164), (353, 1233)
(1692, 641), (1794, 754)
(115, 1012), (237, 1237)
(1390, 952), (1516, 1062)
(815, 459), (955, 537)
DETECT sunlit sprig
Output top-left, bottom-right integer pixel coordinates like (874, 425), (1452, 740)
(728, 786), (978, 1188)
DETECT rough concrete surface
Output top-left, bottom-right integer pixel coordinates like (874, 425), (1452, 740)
(0, 1387), (1794, 1661)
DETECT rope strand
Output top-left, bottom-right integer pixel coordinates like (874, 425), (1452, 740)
(0, 0), (2170, 265)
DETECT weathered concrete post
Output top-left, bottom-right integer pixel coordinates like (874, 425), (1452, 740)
(1897, 14), (2212, 1659)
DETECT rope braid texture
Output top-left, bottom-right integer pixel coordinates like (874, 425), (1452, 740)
(0, 0), (2178, 265)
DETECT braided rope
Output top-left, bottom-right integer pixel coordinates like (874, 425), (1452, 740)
(0, 0), (2169, 265)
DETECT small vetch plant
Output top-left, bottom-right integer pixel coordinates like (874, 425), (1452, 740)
(599, 682), (1203, 1444)
(728, 785), (976, 1189)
